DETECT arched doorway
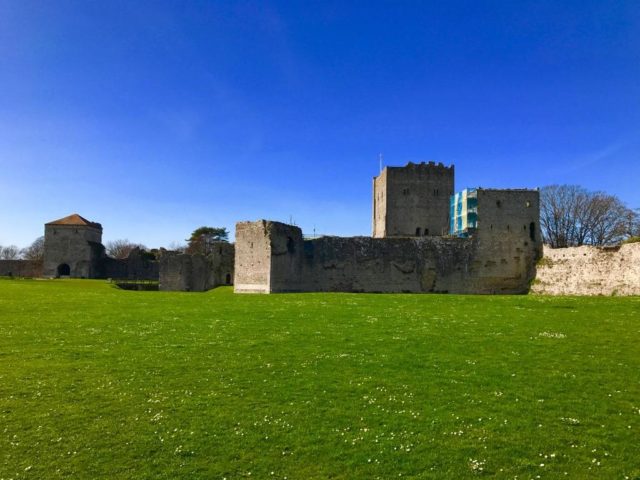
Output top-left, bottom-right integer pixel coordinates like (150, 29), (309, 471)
(225, 273), (232, 285)
(57, 264), (70, 277)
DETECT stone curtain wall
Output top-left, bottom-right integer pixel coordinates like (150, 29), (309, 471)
(103, 248), (160, 280)
(0, 260), (43, 278)
(159, 243), (234, 292)
(159, 254), (214, 291)
(235, 219), (541, 294)
(531, 243), (640, 296)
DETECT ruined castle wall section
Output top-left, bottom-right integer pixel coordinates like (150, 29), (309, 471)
(234, 221), (273, 293)
(531, 243), (640, 296)
(43, 224), (104, 278)
(294, 236), (477, 293)
(257, 220), (479, 293)
(159, 244), (234, 292)
(0, 260), (43, 278)
(159, 254), (211, 291)
(159, 254), (189, 291)
(372, 169), (388, 238)
(303, 236), (424, 292)
(208, 242), (235, 286)
(267, 222), (306, 292)
(103, 258), (128, 279)
(381, 162), (454, 238)
(470, 189), (542, 293)
(235, 215), (541, 295)
(103, 249), (160, 281)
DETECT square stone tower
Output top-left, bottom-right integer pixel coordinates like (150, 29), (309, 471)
(373, 161), (454, 237)
(43, 214), (105, 278)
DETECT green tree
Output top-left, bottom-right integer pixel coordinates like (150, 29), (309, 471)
(186, 227), (229, 255)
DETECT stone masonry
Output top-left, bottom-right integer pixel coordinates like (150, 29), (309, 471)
(43, 214), (105, 278)
(159, 242), (234, 292)
(373, 161), (454, 238)
(531, 243), (640, 296)
(235, 187), (542, 294)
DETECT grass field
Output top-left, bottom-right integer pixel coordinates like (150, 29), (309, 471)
(1, 279), (639, 479)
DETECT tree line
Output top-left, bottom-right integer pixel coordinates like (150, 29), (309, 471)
(0, 237), (44, 261)
(540, 185), (639, 248)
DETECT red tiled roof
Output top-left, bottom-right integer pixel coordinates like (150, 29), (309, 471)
(45, 214), (102, 229)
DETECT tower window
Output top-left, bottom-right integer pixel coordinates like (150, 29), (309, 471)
(415, 227), (421, 236)
(286, 237), (296, 254)
(403, 188), (410, 195)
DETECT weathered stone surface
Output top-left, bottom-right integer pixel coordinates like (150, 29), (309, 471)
(159, 242), (234, 292)
(103, 248), (159, 280)
(373, 161), (454, 238)
(235, 189), (542, 295)
(531, 243), (640, 296)
(43, 221), (104, 278)
(0, 260), (43, 278)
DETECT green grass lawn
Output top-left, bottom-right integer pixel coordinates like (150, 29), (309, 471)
(1, 279), (639, 479)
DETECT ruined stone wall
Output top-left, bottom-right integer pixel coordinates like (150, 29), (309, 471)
(159, 254), (213, 291)
(235, 219), (539, 294)
(159, 242), (234, 292)
(531, 243), (640, 296)
(373, 162), (454, 238)
(234, 221), (275, 293)
(0, 260), (43, 278)
(43, 224), (103, 278)
(213, 242), (235, 286)
(372, 169), (388, 238)
(470, 189), (542, 293)
(103, 248), (159, 280)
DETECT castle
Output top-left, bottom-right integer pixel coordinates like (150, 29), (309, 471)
(234, 161), (542, 294)
(0, 213), (233, 292)
(1, 161), (541, 294)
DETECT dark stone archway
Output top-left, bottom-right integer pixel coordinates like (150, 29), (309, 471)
(57, 264), (70, 277)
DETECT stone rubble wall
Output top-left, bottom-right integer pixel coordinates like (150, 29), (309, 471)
(531, 243), (640, 296)
(103, 248), (159, 280)
(235, 220), (542, 294)
(0, 260), (43, 278)
(159, 242), (234, 292)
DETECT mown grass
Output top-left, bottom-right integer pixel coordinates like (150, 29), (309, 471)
(0, 279), (639, 479)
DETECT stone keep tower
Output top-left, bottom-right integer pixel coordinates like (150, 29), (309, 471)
(373, 161), (454, 238)
(43, 214), (105, 278)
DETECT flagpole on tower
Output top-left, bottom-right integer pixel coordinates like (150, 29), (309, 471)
(379, 153), (383, 174)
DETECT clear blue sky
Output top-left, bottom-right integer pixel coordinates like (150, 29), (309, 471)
(1, 1), (638, 247)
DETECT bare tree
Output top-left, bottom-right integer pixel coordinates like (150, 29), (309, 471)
(106, 239), (146, 259)
(0, 245), (21, 260)
(21, 236), (45, 261)
(541, 185), (637, 247)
